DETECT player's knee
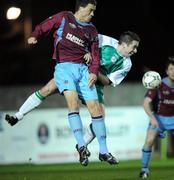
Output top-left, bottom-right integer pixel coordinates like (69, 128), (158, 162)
(151, 124), (158, 129)
(40, 86), (54, 97)
(39, 88), (50, 97)
(145, 137), (155, 147)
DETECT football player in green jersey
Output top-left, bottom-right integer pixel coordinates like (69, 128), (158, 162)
(85, 31), (140, 143)
(95, 31), (140, 113)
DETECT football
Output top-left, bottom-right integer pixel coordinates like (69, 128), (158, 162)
(142, 71), (161, 89)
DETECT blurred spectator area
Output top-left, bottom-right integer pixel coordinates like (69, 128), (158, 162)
(0, 0), (174, 85)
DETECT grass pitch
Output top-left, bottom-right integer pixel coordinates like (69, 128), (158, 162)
(0, 159), (174, 180)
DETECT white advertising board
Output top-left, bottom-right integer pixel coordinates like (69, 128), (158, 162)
(0, 107), (148, 164)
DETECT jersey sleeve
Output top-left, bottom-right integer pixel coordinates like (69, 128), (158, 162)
(88, 29), (100, 75)
(145, 89), (158, 100)
(107, 58), (132, 87)
(98, 34), (118, 47)
(31, 11), (64, 39)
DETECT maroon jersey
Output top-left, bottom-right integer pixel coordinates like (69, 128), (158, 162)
(145, 77), (174, 116)
(31, 11), (100, 75)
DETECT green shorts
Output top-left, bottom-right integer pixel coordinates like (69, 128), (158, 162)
(96, 83), (104, 104)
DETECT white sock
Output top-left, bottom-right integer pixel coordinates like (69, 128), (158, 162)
(15, 91), (44, 120)
(84, 123), (96, 146)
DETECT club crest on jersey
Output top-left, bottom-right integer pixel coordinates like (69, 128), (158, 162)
(111, 55), (117, 63)
(69, 23), (76, 29)
(84, 33), (90, 39)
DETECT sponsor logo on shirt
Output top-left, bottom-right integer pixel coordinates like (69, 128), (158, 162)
(66, 33), (84, 47)
(163, 99), (174, 104)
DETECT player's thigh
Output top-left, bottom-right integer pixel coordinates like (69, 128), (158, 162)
(77, 66), (98, 101)
(40, 78), (57, 97)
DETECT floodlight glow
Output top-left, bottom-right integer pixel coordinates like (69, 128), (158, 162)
(6, 7), (21, 20)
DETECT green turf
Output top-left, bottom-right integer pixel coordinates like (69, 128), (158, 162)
(0, 159), (174, 180)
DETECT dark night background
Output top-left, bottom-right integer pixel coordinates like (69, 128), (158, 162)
(0, 0), (174, 85)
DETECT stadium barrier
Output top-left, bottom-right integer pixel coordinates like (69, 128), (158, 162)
(0, 107), (148, 164)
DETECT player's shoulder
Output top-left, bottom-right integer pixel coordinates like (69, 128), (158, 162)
(145, 88), (158, 97)
(98, 34), (118, 47)
(160, 77), (166, 86)
(98, 34), (118, 42)
(161, 77), (168, 83)
(61, 11), (73, 15)
(161, 77), (174, 89)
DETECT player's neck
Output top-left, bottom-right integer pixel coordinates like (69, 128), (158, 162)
(74, 12), (83, 22)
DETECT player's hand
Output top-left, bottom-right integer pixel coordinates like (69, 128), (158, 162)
(84, 52), (92, 65)
(28, 37), (37, 44)
(88, 73), (97, 87)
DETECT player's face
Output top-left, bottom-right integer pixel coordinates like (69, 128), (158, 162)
(166, 64), (174, 81)
(78, 4), (96, 22)
(122, 40), (139, 57)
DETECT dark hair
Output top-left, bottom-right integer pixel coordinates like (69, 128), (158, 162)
(165, 56), (174, 69)
(75, 0), (97, 11)
(118, 31), (140, 45)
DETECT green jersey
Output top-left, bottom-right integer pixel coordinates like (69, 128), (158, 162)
(98, 34), (132, 87)
(96, 34), (132, 103)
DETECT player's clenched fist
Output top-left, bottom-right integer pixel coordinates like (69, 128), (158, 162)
(28, 37), (37, 44)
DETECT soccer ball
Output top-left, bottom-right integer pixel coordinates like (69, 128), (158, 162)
(142, 71), (161, 89)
